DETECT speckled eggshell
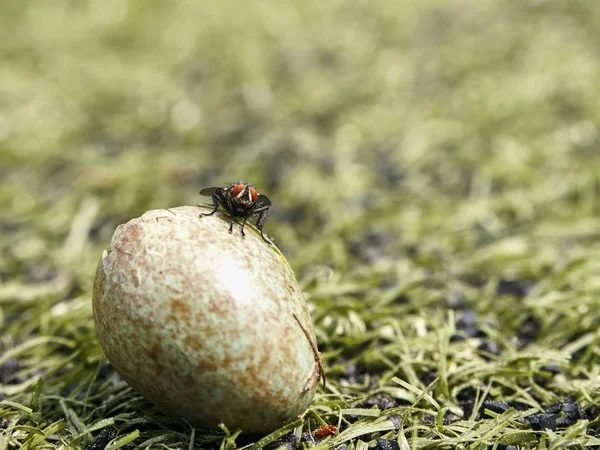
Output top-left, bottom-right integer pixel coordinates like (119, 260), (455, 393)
(92, 205), (320, 433)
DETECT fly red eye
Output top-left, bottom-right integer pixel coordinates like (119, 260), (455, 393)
(230, 184), (245, 197)
(249, 187), (258, 202)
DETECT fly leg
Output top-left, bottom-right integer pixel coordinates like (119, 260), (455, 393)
(241, 216), (249, 237)
(244, 195), (271, 243)
(225, 195), (236, 233)
(200, 190), (225, 217)
(254, 205), (271, 243)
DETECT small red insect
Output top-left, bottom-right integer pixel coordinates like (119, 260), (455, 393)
(313, 424), (338, 439)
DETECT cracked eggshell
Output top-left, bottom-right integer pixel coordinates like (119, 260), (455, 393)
(92, 205), (320, 433)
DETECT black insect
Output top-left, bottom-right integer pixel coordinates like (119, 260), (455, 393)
(199, 181), (272, 243)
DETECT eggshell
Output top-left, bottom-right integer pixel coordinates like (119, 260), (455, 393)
(92, 206), (320, 433)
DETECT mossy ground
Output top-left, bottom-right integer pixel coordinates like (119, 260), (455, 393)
(2, 1), (600, 449)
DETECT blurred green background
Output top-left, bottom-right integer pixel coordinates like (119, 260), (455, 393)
(2, 0), (600, 448)
(3, 0), (600, 270)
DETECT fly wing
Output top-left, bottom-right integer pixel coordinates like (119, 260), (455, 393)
(199, 187), (220, 196)
(254, 194), (271, 207)
(253, 194), (271, 231)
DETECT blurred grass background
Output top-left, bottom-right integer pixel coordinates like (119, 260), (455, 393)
(2, 0), (600, 448)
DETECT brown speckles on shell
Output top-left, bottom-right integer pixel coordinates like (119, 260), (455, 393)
(92, 205), (320, 433)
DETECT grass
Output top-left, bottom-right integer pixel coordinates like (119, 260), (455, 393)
(2, 0), (600, 448)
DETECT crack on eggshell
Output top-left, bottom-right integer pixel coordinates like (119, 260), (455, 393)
(112, 244), (134, 256)
(141, 208), (178, 223)
(293, 313), (325, 388)
(155, 209), (178, 223)
(303, 360), (321, 392)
